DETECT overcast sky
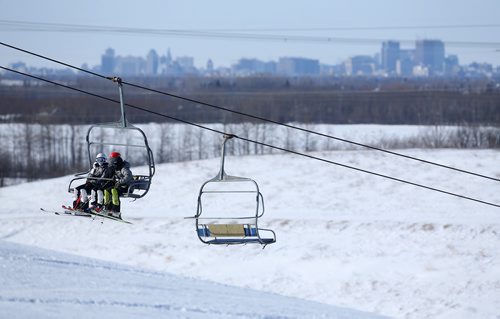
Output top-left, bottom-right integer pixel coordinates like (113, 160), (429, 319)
(1, 0), (499, 69)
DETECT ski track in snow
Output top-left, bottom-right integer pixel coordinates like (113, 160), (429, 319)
(0, 148), (499, 318)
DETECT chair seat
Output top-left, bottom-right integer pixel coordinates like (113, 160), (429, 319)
(122, 193), (141, 199)
(205, 237), (276, 245)
(197, 224), (275, 245)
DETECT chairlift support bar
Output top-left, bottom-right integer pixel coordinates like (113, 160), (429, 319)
(108, 76), (128, 128)
(217, 134), (235, 181)
(89, 141), (150, 148)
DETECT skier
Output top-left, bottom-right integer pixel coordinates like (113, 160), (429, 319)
(72, 153), (109, 211)
(103, 151), (133, 218)
(87, 153), (115, 213)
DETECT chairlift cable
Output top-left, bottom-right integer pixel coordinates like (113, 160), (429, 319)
(2, 65), (499, 210)
(0, 41), (107, 80)
(0, 41), (498, 183)
(2, 21), (500, 48)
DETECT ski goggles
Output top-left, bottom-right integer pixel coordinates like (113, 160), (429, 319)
(96, 157), (106, 165)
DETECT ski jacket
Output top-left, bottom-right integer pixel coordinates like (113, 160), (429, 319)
(114, 161), (133, 186)
(99, 164), (116, 189)
(87, 162), (109, 187)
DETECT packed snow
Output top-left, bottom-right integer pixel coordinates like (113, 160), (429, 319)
(0, 240), (381, 319)
(1, 147), (499, 318)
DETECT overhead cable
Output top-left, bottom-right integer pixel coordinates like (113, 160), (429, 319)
(1, 20), (500, 48)
(2, 65), (499, 209)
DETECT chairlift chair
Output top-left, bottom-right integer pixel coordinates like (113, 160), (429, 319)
(68, 77), (155, 199)
(189, 134), (276, 247)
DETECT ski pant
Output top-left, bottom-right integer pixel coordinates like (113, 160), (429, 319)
(74, 183), (104, 207)
(90, 189), (104, 205)
(104, 186), (127, 211)
(74, 183), (93, 203)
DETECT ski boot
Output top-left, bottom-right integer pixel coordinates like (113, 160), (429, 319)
(108, 204), (121, 219)
(89, 203), (104, 213)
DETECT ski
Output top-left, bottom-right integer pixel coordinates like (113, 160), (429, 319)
(88, 210), (132, 224)
(40, 208), (92, 218)
(40, 207), (132, 224)
(62, 205), (131, 224)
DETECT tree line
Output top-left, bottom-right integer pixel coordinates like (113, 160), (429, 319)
(1, 75), (499, 126)
(1, 122), (499, 187)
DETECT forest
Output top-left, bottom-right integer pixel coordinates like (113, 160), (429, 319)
(1, 75), (499, 125)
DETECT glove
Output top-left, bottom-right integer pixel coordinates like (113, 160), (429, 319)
(114, 181), (122, 189)
(93, 163), (99, 168)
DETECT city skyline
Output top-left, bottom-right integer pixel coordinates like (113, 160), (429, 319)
(1, 0), (499, 70)
(4, 38), (497, 79)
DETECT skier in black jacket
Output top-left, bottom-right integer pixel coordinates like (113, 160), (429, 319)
(103, 151), (133, 218)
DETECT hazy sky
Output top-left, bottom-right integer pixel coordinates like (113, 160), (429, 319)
(1, 0), (499, 70)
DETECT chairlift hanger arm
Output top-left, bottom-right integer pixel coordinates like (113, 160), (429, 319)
(106, 76), (123, 84)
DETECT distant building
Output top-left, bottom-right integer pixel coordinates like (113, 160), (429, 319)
(101, 48), (115, 74)
(445, 55), (460, 76)
(206, 59), (214, 73)
(412, 64), (429, 77)
(176, 56), (194, 69)
(146, 49), (159, 75)
(233, 58), (276, 75)
(158, 48), (173, 74)
(9, 61), (28, 73)
(415, 40), (445, 75)
(175, 56), (197, 74)
(277, 57), (319, 76)
(345, 55), (375, 76)
(397, 49), (415, 76)
(167, 61), (183, 76)
(331, 63), (347, 76)
(114, 56), (145, 76)
(381, 41), (400, 74)
(261, 61), (277, 74)
(165, 49), (173, 66)
(319, 64), (336, 76)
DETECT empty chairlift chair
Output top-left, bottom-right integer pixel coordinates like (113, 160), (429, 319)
(190, 134), (276, 247)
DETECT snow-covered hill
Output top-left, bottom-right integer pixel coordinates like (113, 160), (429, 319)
(1, 148), (499, 318)
(0, 240), (382, 319)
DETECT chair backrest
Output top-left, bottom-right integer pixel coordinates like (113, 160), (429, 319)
(121, 175), (151, 198)
(208, 224), (245, 237)
(201, 224), (259, 237)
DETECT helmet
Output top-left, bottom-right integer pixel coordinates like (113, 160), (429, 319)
(109, 151), (121, 159)
(96, 153), (106, 160)
(95, 153), (107, 166)
(109, 151), (123, 167)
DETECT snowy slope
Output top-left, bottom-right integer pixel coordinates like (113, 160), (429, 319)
(1, 148), (499, 318)
(0, 240), (383, 319)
